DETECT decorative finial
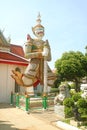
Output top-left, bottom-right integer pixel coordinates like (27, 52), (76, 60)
(36, 12), (41, 25)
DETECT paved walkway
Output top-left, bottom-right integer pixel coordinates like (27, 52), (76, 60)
(0, 103), (62, 130)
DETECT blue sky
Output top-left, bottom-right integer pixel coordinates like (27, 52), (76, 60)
(0, 0), (87, 69)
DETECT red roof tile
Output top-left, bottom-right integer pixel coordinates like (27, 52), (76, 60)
(0, 51), (25, 61)
(0, 43), (29, 65)
(10, 44), (24, 57)
(0, 51), (28, 66)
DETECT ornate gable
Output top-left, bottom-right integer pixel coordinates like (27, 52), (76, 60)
(0, 30), (10, 51)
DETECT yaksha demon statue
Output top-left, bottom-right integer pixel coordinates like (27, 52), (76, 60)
(11, 13), (56, 93)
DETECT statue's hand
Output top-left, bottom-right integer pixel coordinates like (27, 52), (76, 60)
(42, 47), (49, 57)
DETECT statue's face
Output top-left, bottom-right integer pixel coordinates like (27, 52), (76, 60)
(34, 27), (44, 39)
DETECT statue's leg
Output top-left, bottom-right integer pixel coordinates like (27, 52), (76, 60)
(11, 60), (40, 88)
(22, 75), (38, 87)
(22, 60), (40, 87)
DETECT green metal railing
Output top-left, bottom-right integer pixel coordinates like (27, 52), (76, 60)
(11, 92), (54, 112)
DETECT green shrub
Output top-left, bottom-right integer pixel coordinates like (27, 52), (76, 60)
(78, 108), (87, 115)
(72, 93), (81, 102)
(64, 107), (73, 118)
(77, 98), (87, 117)
(70, 89), (76, 96)
(63, 98), (74, 107)
(70, 82), (76, 89)
(77, 98), (87, 108)
(63, 92), (87, 122)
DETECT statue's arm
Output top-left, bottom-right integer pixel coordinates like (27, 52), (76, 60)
(25, 34), (43, 59)
(25, 51), (43, 59)
(25, 36), (51, 60)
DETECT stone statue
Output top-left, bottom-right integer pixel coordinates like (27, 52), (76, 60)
(11, 13), (56, 93)
(54, 83), (70, 105)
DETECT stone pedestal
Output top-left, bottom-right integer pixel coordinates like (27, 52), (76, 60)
(54, 104), (65, 118)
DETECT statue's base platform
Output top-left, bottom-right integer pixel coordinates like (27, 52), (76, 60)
(54, 104), (65, 118)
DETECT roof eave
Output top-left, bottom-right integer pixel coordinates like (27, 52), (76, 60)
(0, 59), (28, 66)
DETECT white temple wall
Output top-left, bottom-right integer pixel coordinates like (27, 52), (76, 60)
(0, 63), (26, 103)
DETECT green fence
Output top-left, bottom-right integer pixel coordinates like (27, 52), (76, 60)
(11, 92), (55, 112)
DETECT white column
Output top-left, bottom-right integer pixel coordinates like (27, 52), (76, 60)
(43, 58), (48, 93)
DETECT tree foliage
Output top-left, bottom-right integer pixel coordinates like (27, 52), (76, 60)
(55, 51), (87, 92)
